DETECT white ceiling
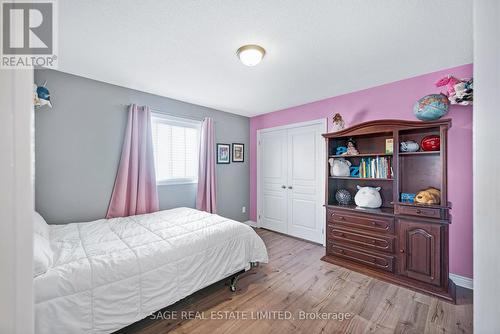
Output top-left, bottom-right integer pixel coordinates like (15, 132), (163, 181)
(58, 0), (472, 117)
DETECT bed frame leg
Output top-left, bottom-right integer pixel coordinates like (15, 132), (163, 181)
(229, 274), (240, 292)
(229, 262), (259, 292)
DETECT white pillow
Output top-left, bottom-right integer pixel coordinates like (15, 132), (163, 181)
(33, 211), (50, 240)
(33, 234), (53, 277)
(33, 212), (53, 277)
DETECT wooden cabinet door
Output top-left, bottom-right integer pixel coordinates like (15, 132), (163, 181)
(398, 219), (442, 285)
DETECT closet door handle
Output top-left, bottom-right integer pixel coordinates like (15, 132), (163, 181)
(281, 185), (286, 189)
(288, 186), (293, 189)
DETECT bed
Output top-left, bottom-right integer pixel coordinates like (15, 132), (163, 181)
(34, 207), (268, 334)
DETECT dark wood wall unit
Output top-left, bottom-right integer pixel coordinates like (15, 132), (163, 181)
(321, 119), (455, 302)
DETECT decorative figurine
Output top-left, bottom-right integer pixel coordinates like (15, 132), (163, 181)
(331, 113), (345, 132)
(329, 158), (351, 177)
(350, 165), (360, 177)
(335, 189), (352, 205)
(342, 137), (359, 156)
(354, 185), (382, 209)
(400, 140), (420, 152)
(415, 187), (441, 205)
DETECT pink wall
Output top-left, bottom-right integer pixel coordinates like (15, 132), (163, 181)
(250, 64), (473, 278)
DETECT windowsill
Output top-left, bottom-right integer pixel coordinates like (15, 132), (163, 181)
(157, 179), (198, 186)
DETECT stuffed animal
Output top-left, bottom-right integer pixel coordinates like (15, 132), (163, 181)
(435, 75), (473, 105)
(400, 140), (419, 152)
(331, 113), (345, 132)
(354, 185), (382, 209)
(450, 78), (473, 105)
(435, 75), (461, 96)
(414, 187), (441, 205)
(329, 158), (351, 177)
(33, 81), (52, 108)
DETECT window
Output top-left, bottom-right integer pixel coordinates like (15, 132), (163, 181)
(151, 113), (201, 185)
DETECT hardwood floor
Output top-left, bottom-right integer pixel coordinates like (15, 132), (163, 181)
(118, 228), (473, 334)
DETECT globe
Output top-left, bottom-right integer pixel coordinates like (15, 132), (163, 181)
(413, 93), (450, 121)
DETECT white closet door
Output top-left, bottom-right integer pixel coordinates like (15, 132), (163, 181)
(286, 124), (324, 243)
(259, 129), (288, 234)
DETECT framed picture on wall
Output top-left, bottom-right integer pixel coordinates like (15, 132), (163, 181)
(232, 143), (244, 162)
(216, 143), (230, 164)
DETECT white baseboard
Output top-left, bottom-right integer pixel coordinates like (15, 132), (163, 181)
(449, 273), (473, 289)
(244, 220), (258, 228)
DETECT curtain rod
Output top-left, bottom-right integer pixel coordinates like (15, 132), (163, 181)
(124, 104), (205, 122)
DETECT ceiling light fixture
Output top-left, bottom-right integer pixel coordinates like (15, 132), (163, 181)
(236, 44), (266, 66)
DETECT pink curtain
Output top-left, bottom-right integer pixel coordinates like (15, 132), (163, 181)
(106, 104), (159, 218)
(196, 117), (217, 213)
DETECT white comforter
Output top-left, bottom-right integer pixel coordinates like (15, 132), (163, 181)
(34, 207), (268, 334)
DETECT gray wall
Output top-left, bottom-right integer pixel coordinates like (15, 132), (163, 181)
(34, 70), (249, 224)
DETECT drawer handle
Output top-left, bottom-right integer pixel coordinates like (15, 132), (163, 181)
(371, 240), (376, 244)
(416, 209), (422, 214)
(400, 249), (405, 253)
(338, 249), (344, 254)
(431, 276), (435, 280)
(371, 221), (378, 226)
(337, 216), (345, 220)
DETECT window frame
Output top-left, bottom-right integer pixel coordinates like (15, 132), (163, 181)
(150, 112), (202, 186)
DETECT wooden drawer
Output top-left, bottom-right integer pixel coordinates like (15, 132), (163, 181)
(327, 242), (395, 273)
(327, 226), (395, 253)
(395, 204), (444, 219)
(327, 209), (394, 234)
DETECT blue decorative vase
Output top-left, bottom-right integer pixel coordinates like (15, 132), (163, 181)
(413, 93), (450, 121)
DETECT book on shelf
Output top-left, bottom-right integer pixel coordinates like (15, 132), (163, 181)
(359, 156), (392, 179)
(385, 138), (394, 154)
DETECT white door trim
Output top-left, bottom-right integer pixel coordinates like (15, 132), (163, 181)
(0, 69), (34, 334)
(258, 118), (328, 134)
(257, 118), (327, 245)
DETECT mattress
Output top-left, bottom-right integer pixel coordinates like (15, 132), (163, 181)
(34, 207), (268, 334)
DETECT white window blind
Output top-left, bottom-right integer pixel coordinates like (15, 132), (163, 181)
(151, 113), (201, 185)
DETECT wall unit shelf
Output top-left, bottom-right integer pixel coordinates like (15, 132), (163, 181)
(326, 204), (395, 216)
(322, 119), (455, 302)
(399, 151), (440, 156)
(329, 153), (392, 158)
(329, 176), (394, 181)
